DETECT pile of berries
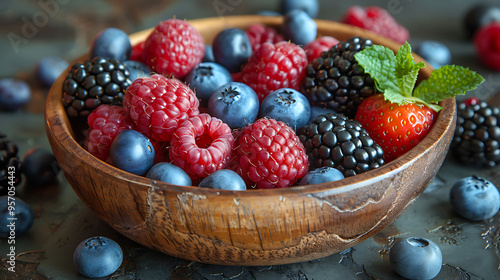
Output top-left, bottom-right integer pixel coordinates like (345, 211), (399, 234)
(60, 4), (484, 191)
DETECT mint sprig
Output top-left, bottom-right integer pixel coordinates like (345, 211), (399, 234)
(354, 42), (485, 112)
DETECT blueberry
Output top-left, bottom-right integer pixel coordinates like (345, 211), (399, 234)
(212, 28), (252, 73)
(123, 60), (153, 82)
(146, 162), (192, 186)
(21, 148), (60, 186)
(73, 236), (123, 278)
(202, 45), (215, 63)
(0, 78), (31, 111)
(198, 169), (246, 191)
(280, 0), (318, 18)
(0, 196), (34, 238)
(390, 237), (442, 280)
(308, 106), (337, 126)
(208, 82), (259, 129)
(90, 27), (132, 62)
(464, 4), (500, 39)
(257, 10), (282, 16)
(185, 62), (233, 107)
(35, 56), (69, 87)
(414, 41), (452, 69)
(299, 167), (344, 185)
(110, 130), (155, 176)
(259, 88), (311, 130)
(282, 9), (317, 46)
(450, 176), (500, 221)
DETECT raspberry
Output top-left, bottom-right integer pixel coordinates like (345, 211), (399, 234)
(474, 22), (500, 71)
(238, 41), (308, 103)
(84, 104), (134, 162)
(130, 41), (145, 63)
(150, 139), (169, 164)
(124, 74), (199, 142)
(143, 19), (205, 79)
(169, 113), (234, 181)
(304, 36), (339, 62)
(341, 6), (409, 44)
(245, 23), (284, 52)
(230, 118), (309, 189)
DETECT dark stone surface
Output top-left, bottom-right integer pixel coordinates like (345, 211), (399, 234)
(1, 0), (500, 279)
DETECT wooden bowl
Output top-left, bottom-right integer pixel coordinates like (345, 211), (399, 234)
(45, 15), (456, 266)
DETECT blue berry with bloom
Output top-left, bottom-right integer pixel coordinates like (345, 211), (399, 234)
(450, 176), (500, 221)
(198, 169), (246, 191)
(259, 88), (311, 130)
(185, 62), (233, 107)
(282, 9), (318, 46)
(110, 129), (155, 176)
(73, 236), (123, 278)
(146, 162), (192, 186)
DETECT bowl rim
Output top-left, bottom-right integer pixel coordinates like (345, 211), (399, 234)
(45, 15), (456, 198)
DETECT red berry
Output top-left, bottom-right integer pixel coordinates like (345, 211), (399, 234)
(342, 6), (409, 44)
(246, 23), (284, 52)
(169, 113), (234, 181)
(304, 36), (339, 62)
(238, 41), (307, 103)
(130, 41), (145, 63)
(230, 118), (309, 189)
(143, 19), (205, 79)
(463, 97), (480, 107)
(474, 22), (500, 71)
(124, 74), (199, 142)
(150, 139), (169, 164)
(84, 104), (134, 163)
(354, 94), (437, 162)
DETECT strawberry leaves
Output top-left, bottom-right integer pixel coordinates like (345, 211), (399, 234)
(354, 42), (484, 112)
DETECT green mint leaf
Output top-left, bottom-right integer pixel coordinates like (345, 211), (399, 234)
(414, 65), (485, 103)
(354, 45), (398, 94)
(395, 42), (426, 97)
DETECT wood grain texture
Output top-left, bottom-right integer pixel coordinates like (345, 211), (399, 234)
(44, 15), (456, 266)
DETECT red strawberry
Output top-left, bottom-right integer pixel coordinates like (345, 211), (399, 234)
(143, 19), (205, 79)
(354, 94), (437, 161)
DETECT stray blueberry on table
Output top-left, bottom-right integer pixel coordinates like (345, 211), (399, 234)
(0, 196), (34, 238)
(390, 237), (442, 280)
(73, 236), (123, 278)
(414, 40), (452, 69)
(0, 78), (31, 111)
(22, 148), (60, 187)
(0, 133), (22, 195)
(450, 176), (500, 221)
(35, 56), (69, 87)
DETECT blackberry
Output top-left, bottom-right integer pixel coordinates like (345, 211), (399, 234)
(0, 133), (22, 194)
(451, 100), (500, 167)
(297, 113), (385, 177)
(62, 56), (132, 118)
(301, 37), (376, 119)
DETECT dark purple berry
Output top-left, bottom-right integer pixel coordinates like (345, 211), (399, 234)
(0, 78), (31, 111)
(35, 56), (69, 87)
(110, 129), (154, 176)
(21, 148), (60, 186)
(208, 82), (259, 129)
(212, 28), (252, 73)
(198, 169), (246, 191)
(73, 236), (123, 278)
(90, 27), (131, 62)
